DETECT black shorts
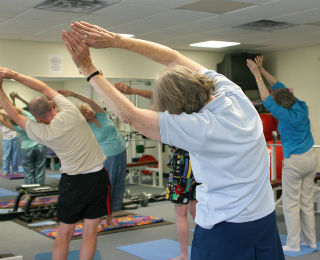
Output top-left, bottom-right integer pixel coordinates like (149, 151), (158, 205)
(57, 168), (111, 224)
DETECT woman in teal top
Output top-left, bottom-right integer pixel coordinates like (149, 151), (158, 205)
(247, 56), (318, 252)
(13, 108), (47, 185)
(58, 90), (127, 212)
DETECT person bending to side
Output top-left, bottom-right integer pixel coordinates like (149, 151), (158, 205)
(61, 22), (284, 260)
(58, 89), (127, 213)
(0, 69), (110, 260)
(247, 56), (318, 252)
(115, 82), (197, 260)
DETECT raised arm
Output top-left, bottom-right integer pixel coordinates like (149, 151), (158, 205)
(114, 82), (153, 99)
(61, 30), (161, 142)
(58, 90), (104, 113)
(247, 59), (270, 101)
(70, 21), (204, 72)
(10, 91), (29, 107)
(0, 67), (58, 100)
(254, 56), (277, 86)
(0, 78), (27, 130)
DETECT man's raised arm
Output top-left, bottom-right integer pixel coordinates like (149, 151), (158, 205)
(0, 67), (58, 100)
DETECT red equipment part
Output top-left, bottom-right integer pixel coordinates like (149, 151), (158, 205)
(138, 155), (158, 175)
(260, 113), (278, 142)
(267, 140), (283, 180)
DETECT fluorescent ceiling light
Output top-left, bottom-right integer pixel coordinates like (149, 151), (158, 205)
(119, 33), (134, 38)
(190, 40), (240, 48)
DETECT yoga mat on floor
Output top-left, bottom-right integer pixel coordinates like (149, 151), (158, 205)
(46, 173), (61, 179)
(280, 234), (320, 257)
(39, 215), (165, 239)
(0, 187), (18, 197)
(0, 173), (24, 180)
(35, 250), (101, 260)
(0, 196), (58, 209)
(117, 238), (191, 260)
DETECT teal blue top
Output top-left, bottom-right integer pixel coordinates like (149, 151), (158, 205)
(89, 113), (126, 157)
(13, 110), (39, 149)
(262, 81), (314, 158)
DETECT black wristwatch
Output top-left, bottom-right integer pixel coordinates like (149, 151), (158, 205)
(86, 70), (103, 82)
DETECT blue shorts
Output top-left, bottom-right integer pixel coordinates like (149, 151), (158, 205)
(191, 211), (284, 260)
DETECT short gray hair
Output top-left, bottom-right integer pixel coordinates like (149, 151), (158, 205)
(153, 65), (215, 114)
(271, 88), (296, 109)
(29, 96), (53, 120)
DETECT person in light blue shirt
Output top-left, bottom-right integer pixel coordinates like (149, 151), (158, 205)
(58, 90), (127, 212)
(62, 22), (284, 260)
(247, 56), (318, 253)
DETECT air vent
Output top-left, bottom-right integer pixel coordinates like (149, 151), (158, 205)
(235, 20), (295, 32)
(34, 0), (120, 14)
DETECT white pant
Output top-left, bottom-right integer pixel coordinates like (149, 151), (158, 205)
(282, 147), (318, 248)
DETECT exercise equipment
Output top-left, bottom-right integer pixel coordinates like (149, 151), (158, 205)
(122, 192), (149, 209)
(122, 189), (167, 209)
(18, 184), (59, 222)
(0, 184), (58, 222)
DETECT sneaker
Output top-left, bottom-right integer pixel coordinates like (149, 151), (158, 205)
(282, 245), (300, 252)
(302, 242), (317, 249)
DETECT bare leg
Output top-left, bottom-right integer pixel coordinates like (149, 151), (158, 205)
(52, 222), (76, 260)
(169, 204), (190, 260)
(188, 200), (197, 220)
(79, 218), (101, 260)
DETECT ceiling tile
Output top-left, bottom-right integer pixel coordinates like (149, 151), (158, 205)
(178, 0), (253, 14)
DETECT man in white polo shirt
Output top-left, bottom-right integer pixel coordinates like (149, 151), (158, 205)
(0, 67), (110, 260)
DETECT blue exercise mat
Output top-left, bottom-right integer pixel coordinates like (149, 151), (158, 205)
(35, 250), (100, 260)
(47, 173), (61, 179)
(280, 234), (320, 257)
(0, 187), (18, 197)
(117, 238), (191, 260)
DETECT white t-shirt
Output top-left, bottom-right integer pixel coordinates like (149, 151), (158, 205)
(0, 123), (17, 140)
(26, 94), (106, 175)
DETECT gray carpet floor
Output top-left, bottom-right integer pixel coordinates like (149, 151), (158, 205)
(0, 170), (320, 260)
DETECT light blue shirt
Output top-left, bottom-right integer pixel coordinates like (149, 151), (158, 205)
(88, 113), (126, 157)
(262, 81), (314, 158)
(159, 68), (275, 229)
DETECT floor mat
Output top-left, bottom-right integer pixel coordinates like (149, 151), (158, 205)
(280, 234), (320, 257)
(46, 173), (61, 179)
(0, 196), (58, 209)
(40, 215), (167, 239)
(0, 187), (18, 197)
(35, 249), (101, 260)
(117, 238), (191, 260)
(0, 173), (24, 180)
(13, 212), (172, 240)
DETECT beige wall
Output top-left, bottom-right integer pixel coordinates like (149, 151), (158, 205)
(1, 38), (319, 171)
(0, 39), (222, 79)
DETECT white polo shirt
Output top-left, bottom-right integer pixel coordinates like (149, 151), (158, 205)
(159, 68), (274, 229)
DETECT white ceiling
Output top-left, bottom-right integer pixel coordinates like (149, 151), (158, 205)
(0, 0), (320, 52)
